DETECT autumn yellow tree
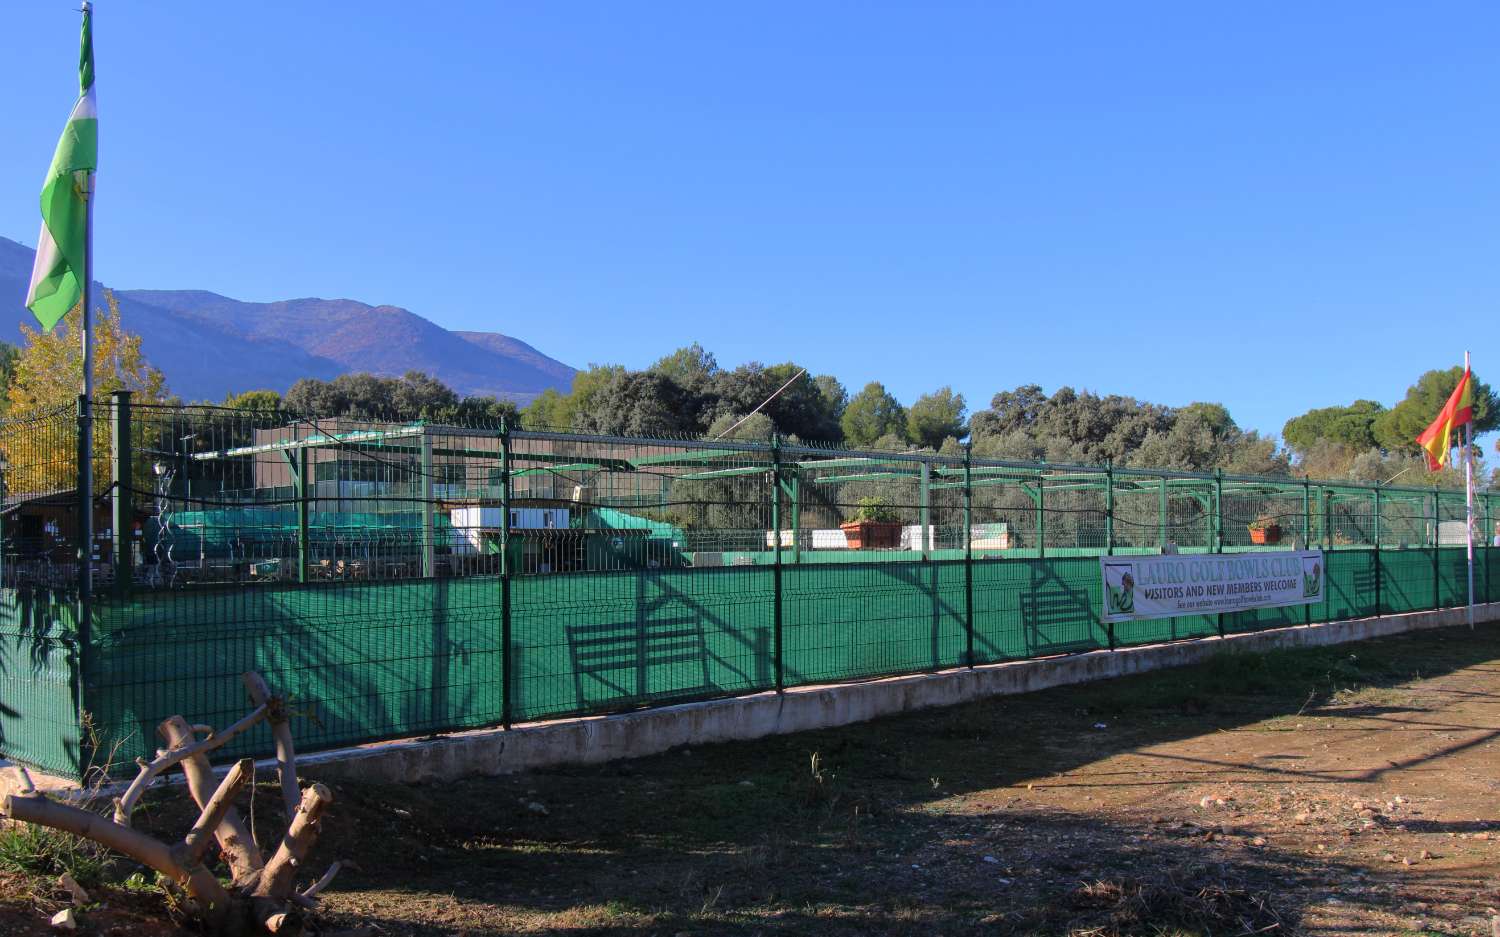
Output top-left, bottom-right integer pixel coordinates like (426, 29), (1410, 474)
(4, 291), (170, 495)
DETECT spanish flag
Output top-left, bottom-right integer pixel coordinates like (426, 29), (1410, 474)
(1416, 366), (1473, 471)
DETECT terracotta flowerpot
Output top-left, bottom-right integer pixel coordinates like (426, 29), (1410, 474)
(1249, 524), (1282, 545)
(840, 520), (902, 550)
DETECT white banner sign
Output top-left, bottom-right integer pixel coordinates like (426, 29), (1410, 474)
(1101, 550), (1325, 623)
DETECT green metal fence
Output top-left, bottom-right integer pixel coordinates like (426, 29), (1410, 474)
(0, 397), (1495, 779)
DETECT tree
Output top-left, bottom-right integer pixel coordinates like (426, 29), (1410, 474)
(813, 374), (848, 428)
(969, 385), (1173, 465)
(389, 370), (460, 417)
(1345, 446), (1476, 489)
(525, 364), (688, 432)
(8, 292), (169, 414)
(969, 385), (1287, 474)
(0, 342), (19, 392)
(1129, 402), (1289, 475)
(906, 386), (967, 449)
(650, 343), (719, 393)
(706, 411), (774, 440)
(1372, 367), (1498, 453)
(451, 395), (519, 425)
(281, 371), (520, 427)
(1219, 431), (1291, 477)
(521, 387), (568, 429)
(572, 370), (697, 437)
(5, 293), (170, 495)
(968, 384), (1048, 438)
(282, 377), (344, 416)
(222, 389), (282, 412)
(1289, 439), (1363, 481)
(1178, 402), (1234, 437)
(705, 362), (841, 441)
(521, 365), (627, 431)
(1282, 400), (1384, 454)
(647, 345), (720, 429)
(840, 382), (907, 446)
(284, 371), (460, 420)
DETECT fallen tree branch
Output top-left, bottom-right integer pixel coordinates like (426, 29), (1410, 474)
(183, 758), (253, 865)
(112, 703), (268, 825)
(301, 859), (354, 902)
(3, 672), (347, 935)
(243, 672), (300, 822)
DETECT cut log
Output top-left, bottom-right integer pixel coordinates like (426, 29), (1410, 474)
(254, 783), (333, 900)
(183, 758), (253, 865)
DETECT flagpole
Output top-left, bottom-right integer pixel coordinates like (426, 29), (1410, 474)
(78, 0), (95, 611)
(1464, 350), (1475, 629)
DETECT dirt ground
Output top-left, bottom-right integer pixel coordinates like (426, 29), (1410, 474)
(4, 624), (1499, 936)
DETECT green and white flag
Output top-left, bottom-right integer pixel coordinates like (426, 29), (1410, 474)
(25, 3), (97, 333)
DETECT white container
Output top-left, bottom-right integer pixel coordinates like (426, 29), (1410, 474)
(450, 506), (570, 554)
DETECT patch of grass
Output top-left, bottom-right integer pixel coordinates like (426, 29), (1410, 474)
(0, 716), (145, 894)
(0, 817), (111, 887)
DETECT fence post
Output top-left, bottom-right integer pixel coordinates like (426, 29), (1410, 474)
(1104, 462), (1115, 649)
(771, 434), (783, 692)
(1303, 479), (1312, 626)
(1324, 490), (1333, 551)
(296, 447), (309, 584)
(1214, 469), (1224, 638)
(0, 450), (5, 586)
(1037, 474), (1046, 559)
(499, 419), (512, 728)
(75, 394), (92, 696)
(920, 460), (932, 557)
(420, 432), (435, 578)
(110, 390), (132, 598)
(789, 469), (801, 565)
(1374, 486), (1383, 617)
(1158, 475), (1167, 551)
(1486, 494), (1493, 605)
(963, 444), (974, 667)
(1104, 461), (1114, 556)
(1432, 490), (1440, 610)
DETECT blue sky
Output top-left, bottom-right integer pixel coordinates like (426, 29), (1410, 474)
(3, 2), (1497, 437)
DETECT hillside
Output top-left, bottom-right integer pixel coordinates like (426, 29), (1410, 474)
(0, 236), (575, 402)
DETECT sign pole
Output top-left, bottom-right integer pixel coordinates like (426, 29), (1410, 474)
(1464, 351), (1475, 629)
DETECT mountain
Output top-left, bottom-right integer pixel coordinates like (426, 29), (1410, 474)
(0, 235), (575, 403)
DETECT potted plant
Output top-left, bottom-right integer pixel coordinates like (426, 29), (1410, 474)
(841, 496), (903, 549)
(1248, 514), (1282, 545)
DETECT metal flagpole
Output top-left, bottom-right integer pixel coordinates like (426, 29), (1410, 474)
(78, 1), (95, 608)
(1464, 350), (1474, 629)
